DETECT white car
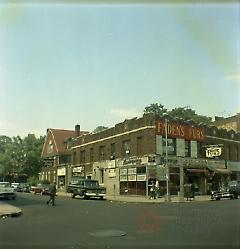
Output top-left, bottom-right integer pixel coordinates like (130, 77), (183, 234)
(11, 182), (20, 191)
(0, 182), (16, 200)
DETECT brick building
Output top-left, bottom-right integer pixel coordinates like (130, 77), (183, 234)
(70, 114), (240, 197)
(212, 113), (240, 133)
(40, 125), (88, 189)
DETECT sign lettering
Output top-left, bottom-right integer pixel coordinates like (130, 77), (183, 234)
(156, 120), (204, 142)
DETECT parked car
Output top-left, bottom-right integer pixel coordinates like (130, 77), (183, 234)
(31, 183), (50, 195)
(67, 179), (106, 199)
(11, 182), (20, 191)
(18, 183), (31, 193)
(211, 180), (240, 201)
(0, 182), (16, 200)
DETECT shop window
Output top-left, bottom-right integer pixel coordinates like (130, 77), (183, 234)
(99, 146), (105, 161)
(185, 140), (191, 157)
(162, 138), (176, 156)
(137, 166), (146, 174)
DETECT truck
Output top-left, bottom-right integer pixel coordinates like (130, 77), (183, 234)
(67, 179), (106, 200)
(0, 182), (16, 200)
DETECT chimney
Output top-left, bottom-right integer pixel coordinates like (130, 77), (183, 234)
(75, 124), (80, 137)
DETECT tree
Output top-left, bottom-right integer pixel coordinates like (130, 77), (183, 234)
(168, 107), (212, 125)
(0, 134), (45, 181)
(93, 126), (109, 133)
(143, 103), (168, 116)
(143, 103), (212, 125)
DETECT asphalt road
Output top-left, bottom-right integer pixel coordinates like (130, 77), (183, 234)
(0, 192), (239, 249)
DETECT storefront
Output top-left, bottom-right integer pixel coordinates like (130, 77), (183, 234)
(227, 161), (240, 181)
(57, 167), (66, 189)
(119, 166), (147, 195)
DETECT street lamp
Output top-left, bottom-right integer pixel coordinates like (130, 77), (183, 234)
(165, 118), (171, 202)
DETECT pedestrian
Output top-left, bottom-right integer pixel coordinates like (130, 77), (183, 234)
(149, 183), (156, 200)
(155, 180), (160, 198)
(47, 182), (56, 206)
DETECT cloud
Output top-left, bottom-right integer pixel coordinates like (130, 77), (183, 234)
(225, 73), (240, 81)
(110, 108), (140, 120)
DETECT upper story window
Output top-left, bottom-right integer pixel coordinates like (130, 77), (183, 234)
(185, 140), (191, 157)
(90, 148), (94, 162)
(110, 143), (115, 160)
(80, 150), (85, 164)
(99, 145), (105, 161)
(47, 140), (53, 154)
(122, 140), (131, 157)
(73, 151), (77, 165)
(162, 138), (176, 156)
(137, 136), (143, 156)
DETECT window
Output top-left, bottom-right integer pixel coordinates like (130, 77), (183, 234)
(99, 146), (105, 161)
(47, 140), (53, 154)
(110, 143), (115, 159)
(80, 150), (85, 164)
(197, 142), (203, 158)
(162, 138), (176, 156)
(73, 151), (77, 165)
(122, 140), (131, 157)
(185, 140), (191, 157)
(137, 136), (143, 155)
(90, 148), (94, 162)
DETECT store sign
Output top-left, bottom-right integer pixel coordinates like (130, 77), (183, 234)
(206, 147), (222, 158)
(156, 120), (204, 142)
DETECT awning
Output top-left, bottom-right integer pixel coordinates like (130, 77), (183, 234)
(208, 167), (231, 174)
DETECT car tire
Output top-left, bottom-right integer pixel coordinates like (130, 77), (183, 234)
(215, 197), (220, 200)
(72, 193), (75, 199)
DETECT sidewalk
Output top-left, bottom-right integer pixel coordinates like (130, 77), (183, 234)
(0, 201), (22, 218)
(57, 191), (211, 203)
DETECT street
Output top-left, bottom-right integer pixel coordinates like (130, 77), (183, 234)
(0, 192), (239, 249)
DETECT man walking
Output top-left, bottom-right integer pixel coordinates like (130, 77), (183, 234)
(47, 182), (56, 206)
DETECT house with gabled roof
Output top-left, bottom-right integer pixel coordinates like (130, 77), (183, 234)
(40, 125), (89, 189)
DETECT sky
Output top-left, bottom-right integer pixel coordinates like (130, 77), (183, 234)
(0, 1), (240, 137)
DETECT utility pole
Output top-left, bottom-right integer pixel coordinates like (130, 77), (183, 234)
(165, 118), (171, 202)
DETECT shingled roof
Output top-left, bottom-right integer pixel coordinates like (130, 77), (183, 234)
(41, 128), (89, 157)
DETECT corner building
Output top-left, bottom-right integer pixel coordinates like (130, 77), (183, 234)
(71, 114), (240, 197)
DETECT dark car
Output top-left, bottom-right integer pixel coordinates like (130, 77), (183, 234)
(210, 180), (240, 201)
(67, 179), (106, 199)
(31, 183), (50, 195)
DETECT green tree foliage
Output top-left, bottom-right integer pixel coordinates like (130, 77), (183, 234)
(93, 126), (109, 133)
(0, 134), (45, 181)
(143, 103), (212, 125)
(143, 103), (168, 116)
(168, 107), (212, 125)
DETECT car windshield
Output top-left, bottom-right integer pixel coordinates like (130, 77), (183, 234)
(85, 181), (99, 188)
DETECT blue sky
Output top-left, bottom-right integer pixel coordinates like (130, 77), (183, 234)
(0, 2), (239, 137)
